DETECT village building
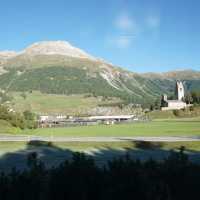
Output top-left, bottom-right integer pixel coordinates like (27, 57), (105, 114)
(161, 81), (187, 110)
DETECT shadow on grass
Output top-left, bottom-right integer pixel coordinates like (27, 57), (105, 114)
(0, 140), (200, 172)
(0, 141), (72, 172)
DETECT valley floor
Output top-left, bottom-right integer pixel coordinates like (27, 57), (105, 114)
(0, 118), (199, 171)
(22, 119), (200, 137)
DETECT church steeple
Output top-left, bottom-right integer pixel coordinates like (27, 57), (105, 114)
(176, 81), (184, 101)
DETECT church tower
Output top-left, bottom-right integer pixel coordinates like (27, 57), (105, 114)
(176, 81), (184, 101)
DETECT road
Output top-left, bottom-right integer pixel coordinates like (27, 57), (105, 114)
(0, 134), (200, 142)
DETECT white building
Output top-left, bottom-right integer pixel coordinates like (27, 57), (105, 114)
(161, 81), (187, 111)
(88, 115), (135, 124)
(88, 115), (135, 121)
(39, 115), (67, 122)
(176, 81), (184, 100)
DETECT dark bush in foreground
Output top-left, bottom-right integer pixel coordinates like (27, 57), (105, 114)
(0, 150), (199, 200)
(135, 141), (163, 149)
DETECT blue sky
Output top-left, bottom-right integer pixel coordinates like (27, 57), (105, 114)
(0, 0), (199, 72)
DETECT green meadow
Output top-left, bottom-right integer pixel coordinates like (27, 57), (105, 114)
(23, 120), (200, 137)
(7, 91), (121, 114)
(0, 119), (199, 165)
(0, 116), (200, 158)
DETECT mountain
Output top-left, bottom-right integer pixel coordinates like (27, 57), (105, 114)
(0, 41), (199, 106)
(21, 41), (96, 60)
(0, 51), (17, 61)
(142, 70), (200, 80)
(142, 70), (200, 92)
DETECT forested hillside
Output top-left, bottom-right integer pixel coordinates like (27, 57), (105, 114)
(0, 41), (199, 107)
(0, 67), (173, 105)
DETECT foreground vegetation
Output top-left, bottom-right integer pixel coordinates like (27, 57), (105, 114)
(0, 148), (199, 200)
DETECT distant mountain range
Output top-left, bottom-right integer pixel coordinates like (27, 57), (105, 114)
(0, 41), (199, 105)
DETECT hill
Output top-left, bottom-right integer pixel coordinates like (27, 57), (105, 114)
(0, 41), (199, 110)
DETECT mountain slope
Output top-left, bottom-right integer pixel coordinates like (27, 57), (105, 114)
(142, 70), (200, 92)
(0, 41), (199, 106)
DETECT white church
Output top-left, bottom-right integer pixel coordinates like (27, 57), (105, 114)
(161, 81), (187, 110)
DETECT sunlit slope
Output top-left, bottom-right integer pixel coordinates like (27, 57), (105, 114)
(0, 41), (199, 105)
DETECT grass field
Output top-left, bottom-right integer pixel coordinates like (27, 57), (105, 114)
(1, 140), (200, 171)
(1, 141), (200, 157)
(7, 91), (121, 114)
(22, 120), (200, 137)
(154, 116), (200, 122)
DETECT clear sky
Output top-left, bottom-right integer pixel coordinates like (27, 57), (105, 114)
(0, 0), (199, 72)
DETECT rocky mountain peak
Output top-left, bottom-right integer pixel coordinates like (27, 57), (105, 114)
(21, 41), (95, 60)
(0, 51), (18, 60)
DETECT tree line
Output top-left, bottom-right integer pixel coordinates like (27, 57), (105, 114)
(185, 91), (200, 104)
(0, 105), (37, 129)
(0, 148), (199, 200)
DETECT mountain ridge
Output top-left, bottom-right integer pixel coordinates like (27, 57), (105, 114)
(0, 40), (199, 75)
(0, 41), (199, 105)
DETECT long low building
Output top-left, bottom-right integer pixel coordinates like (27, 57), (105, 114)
(38, 114), (138, 127)
(88, 115), (135, 121)
(161, 100), (187, 111)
